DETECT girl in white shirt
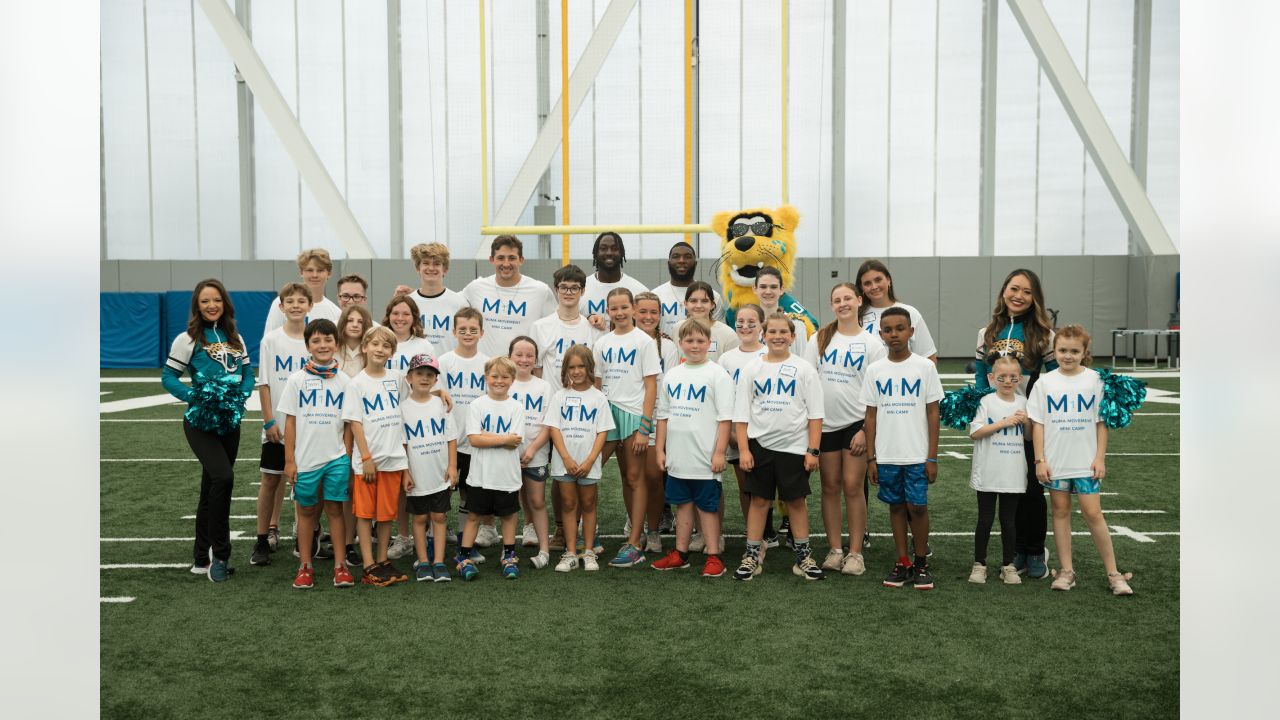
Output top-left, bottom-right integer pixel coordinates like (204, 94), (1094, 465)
(968, 353), (1031, 586)
(717, 304), (772, 548)
(634, 291), (680, 554)
(680, 281), (739, 364)
(336, 304), (373, 378)
(509, 336), (553, 568)
(382, 295), (439, 380)
(854, 259), (938, 362)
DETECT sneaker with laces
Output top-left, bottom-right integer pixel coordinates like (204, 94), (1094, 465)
(413, 560), (433, 582)
(652, 550), (689, 571)
(999, 564), (1023, 585)
(733, 555), (761, 581)
(266, 526), (280, 552)
(333, 564), (355, 587)
(464, 548), (485, 564)
(968, 562), (988, 584)
(1108, 571), (1134, 596)
(208, 558), (230, 583)
(521, 523), (538, 547)
(883, 562), (913, 588)
(1050, 568), (1076, 591)
(555, 552), (579, 572)
(821, 548), (845, 571)
(344, 545), (361, 567)
(1027, 552), (1049, 580)
(840, 552), (866, 576)
(529, 550), (549, 569)
(292, 564), (315, 589)
(689, 532), (706, 554)
(763, 531), (780, 549)
(457, 559), (479, 581)
(312, 542), (334, 560)
(475, 524), (501, 548)
(550, 526), (566, 551)
(581, 550), (600, 572)
(645, 531), (663, 554)
(250, 541), (271, 566)
(913, 564), (934, 590)
(361, 564), (389, 587)
(701, 555), (726, 578)
(501, 551), (520, 579)
(862, 531), (872, 549)
(387, 536), (412, 559)
(381, 561), (408, 584)
(793, 555), (825, 581)
(432, 562), (451, 582)
(659, 507), (675, 534)
(608, 543), (646, 568)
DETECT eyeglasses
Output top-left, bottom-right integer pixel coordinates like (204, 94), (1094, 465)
(556, 285), (583, 294)
(727, 221), (783, 239)
(338, 293), (366, 303)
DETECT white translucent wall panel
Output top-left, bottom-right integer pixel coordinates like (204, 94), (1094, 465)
(993, 0), (1038, 255)
(402, 1), (447, 248)
(544, 0), (592, 260)
(344, 1), (390, 258)
(296, 0), (344, 255)
(639, 1), (684, 257)
(934, 0), (982, 256)
(102, 0), (151, 259)
(1081, 0), (1134, 255)
(845, 0), (889, 258)
(444, 2), (483, 259)
(697, 0), (742, 260)
(146, 0), (199, 259)
(738, 1), (783, 214)
(787, 0), (833, 257)
(193, 0), (241, 259)
(1035, 0), (1088, 255)
(1147, 0), (1179, 249)
(252, 0), (301, 258)
(489, 0), (538, 246)
(887, 0), (936, 257)
(592, 2), (642, 251)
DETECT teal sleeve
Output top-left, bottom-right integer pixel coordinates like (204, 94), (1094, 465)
(239, 362), (255, 400)
(161, 366), (192, 403)
(974, 359), (992, 391)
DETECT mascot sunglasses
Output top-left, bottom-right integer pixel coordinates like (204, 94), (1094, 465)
(727, 221), (785, 239)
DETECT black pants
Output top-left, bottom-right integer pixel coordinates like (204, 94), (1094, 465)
(1013, 440), (1046, 555)
(975, 491), (1019, 565)
(183, 419), (240, 564)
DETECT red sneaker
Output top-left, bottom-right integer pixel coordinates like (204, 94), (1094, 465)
(652, 550), (689, 571)
(292, 564), (314, 589)
(333, 563), (354, 588)
(701, 555), (727, 578)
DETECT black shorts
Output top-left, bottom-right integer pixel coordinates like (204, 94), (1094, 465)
(743, 439), (812, 502)
(461, 485), (519, 518)
(819, 420), (865, 454)
(260, 441), (285, 474)
(457, 452), (473, 484)
(407, 488), (452, 516)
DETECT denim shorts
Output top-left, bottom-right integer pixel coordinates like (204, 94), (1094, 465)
(522, 465), (549, 483)
(1042, 476), (1101, 495)
(875, 462), (929, 506)
(553, 474), (600, 487)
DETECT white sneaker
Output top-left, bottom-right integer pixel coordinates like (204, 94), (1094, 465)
(968, 562), (988, 584)
(622, 517), (632, 536)
(821, 548), (845, 571)
(582, 550), (600, 572)
(555, 552), (578, 572)
(840, 552), (865, 576)
(386, 535), (412, 560)
(530, 550), (549, 569)
(521, 523), (538, 547)
(476, 524), (501, 548)
(645, 531), (662, 554)
(689, 532), (706, 554)
(999, 564), (1023, 585)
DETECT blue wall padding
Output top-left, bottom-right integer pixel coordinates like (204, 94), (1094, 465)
(101, 293), (164, 368)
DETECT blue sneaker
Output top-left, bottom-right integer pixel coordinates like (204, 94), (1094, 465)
(432, 562), (451, 583)
(608, 543), (646, 568)
(457, 559), (479, 581)
(1012, 553), (1028, 575)
(1026, 552), (1049, 580)
(208, 557), (230, 583)
(413, 560), (433, 582)
(501, 551), (520, 580)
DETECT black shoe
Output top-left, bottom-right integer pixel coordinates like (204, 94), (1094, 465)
(912, 564), (934, 590)
(862, 531), (872, 549)
(763, 531), (780, 549)
(313, 542), (334, 560)
(883, 562), (913, 588)
(250, 541), (271, 566)
(345, 545), (362, 567)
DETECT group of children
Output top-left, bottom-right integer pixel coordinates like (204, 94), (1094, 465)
(239, 236), (1134, 595)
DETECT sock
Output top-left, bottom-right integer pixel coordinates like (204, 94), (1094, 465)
(898, 555), (911, 567)
(792, 537), (810, 563)
(503, 543), (515, 557)
(256, 533), (268, 545)
(745, 540), (762, 561)
(677, 550), (690, 563)
(914, 554), (928, 568)
(460, 545), (474, 561)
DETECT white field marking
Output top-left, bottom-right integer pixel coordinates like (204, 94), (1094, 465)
(937, 371), (1179, 380)
(100, 393), (263, 414)
(1109, 453), (1178, 456)
(100, 391), (112, 396)
(102, 530), (254, 542)
(1110, 526), (1155, 543)
(1081, 509), (1165, 514)
(939, 443), (974, 447)
(102, 377), (186, 383)
(1142, 388), (1180, 406)
(946, 451), (969, 460)
(102, 563), (189, 570)
(181, 514), (257, 520)
(1133, 413), (1179, 416)
(101, 597), (136, 603)
(101, 417), (265, 423)
(101, 458), (257, 462)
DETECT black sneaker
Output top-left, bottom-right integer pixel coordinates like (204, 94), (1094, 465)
(313, 542), (334, 560)
(345, 545), (362, 567)
(862, 531), (872, 549)
(792, 555), (825, 581)
(250, 541), (271, 566)
(733, 555), (761, 581)
(883, 562), (913, 588)
(763, 531), (780, 549)
(913, 564), (934, 590)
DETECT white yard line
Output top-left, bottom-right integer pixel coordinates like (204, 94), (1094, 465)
(180, 514), (257, 520)
(101, 564), (189, 570)
(101, 458), (257, 462)
(100, 597), (137, 603)
(1109, 453), (1178, 456)
(102, 377), (183, 383)
(945, 451), (969, 460)
(1085, 509), (1166, 514)
(1110, 526), (1156, 543)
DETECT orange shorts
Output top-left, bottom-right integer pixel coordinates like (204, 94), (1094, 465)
(352, 470), (403, 522)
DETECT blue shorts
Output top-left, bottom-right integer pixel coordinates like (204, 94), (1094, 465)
(875, 463), (929, 506)
(294, 455), (351, 507)
(1042, 476), (1101, 495)
(553, 474), (600, 487)
(522, 465), (549, 483)
(665, 476), (722, 513)
(606, 404), (645, 442)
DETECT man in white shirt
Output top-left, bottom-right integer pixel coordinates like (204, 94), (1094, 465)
(462, 235), (556, 358)
(652, 241), (724, 338)
(582, 232), (649, 331)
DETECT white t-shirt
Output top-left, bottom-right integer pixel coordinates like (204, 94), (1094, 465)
(255, 327), (309, 443)
(401, 394), (458, 497)
(860, 354), (944, 465)
(545, 386), (615, 479)
(465, 394), (526, 492)
(652, 281), (725, 338)
(582, 272), (649, 329)
(462, 274), (557, 357)
(338, 345), (365, 378)
(673, 321), (739, 365)
(969, 393), (1029, 493)
(732, 354), (824, 456)
(592, 327), (661, 415)
(276, 370), (350, 472)
(263, 296), (341, 337)
(531, 313), (602, 396)
(411, 287), (469, 354)
(759, 310), (810, 357)
(385, 335), (440, 380)
(657, 362), (735, 480)
(648, 335), (683, 446)
(1027, 368), (1103, 481)
(861, 302), (937, 358)
(717, 345), (767, 461)
(340, 370), (409, 473)
(436, 350), (490, 454)
(510, 376), (552, 468)
(802, 329), (889, 431)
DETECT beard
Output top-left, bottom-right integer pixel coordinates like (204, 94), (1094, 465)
(668, 261), (696, 283)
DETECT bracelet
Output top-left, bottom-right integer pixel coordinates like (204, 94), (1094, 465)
(263, 418), (277, 430)
(925, 458), (937, 464)
(361, 454), (373, 463)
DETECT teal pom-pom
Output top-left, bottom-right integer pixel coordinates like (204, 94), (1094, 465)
(1098, 368), (1147, 429)
(184, 372), (248, 436)
(940, 384), (994, 431)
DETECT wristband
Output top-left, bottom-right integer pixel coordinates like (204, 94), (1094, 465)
(263, 418), (277, 430)
(362, 454), (373, 463)
(925, 458), (937, 464)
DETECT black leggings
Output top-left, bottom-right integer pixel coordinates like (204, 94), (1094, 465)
(1013, 440), (1047, 555)
(183, 419), (240, 564)
(975, 491), (1019, 565)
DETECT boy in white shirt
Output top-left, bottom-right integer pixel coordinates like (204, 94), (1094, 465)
(462, 235), (556, 358)
(278, 319), (354, 590)
(401, 353), (459, 583)
(437, 307), (494, 558)
(263, 248), (342, 336)
(861, 307), (943, 591)
(404, 242), (469, 354)
(653, 320), (734, 578)
(456, 357), (527, 581)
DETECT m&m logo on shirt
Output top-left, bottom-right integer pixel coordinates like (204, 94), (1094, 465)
(874, 377), (921, 397)
(821, 347), (866, 370)
(753, 377), (796, 397)
(601, 346), (637, 365)
(560, 404), (599, 423)
(362, 392), (399, 413)
(666, 383), (708, 403)
(480, 414), (514, 434)
(447, 372), (487, 391)
(1047, 393), (1097, 414)
(482, 298), (527, 317)
(299, 388), (344, 408)
(405, 417), (448, 439)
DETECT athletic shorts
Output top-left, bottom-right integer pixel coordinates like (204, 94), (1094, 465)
(553, 474), (600, 487)
(462, 485), (519, 517)
(259, 441), (285, 474)
(352, 470), (403, 521)
(665, 476), (722, 513)
(876, 462), (929, 506)
(1042, 476), (1101, 495)
(522, 465), (549, 483)
(743, 439), (811, 502)
(819, 420), (865, 454)
(607, 404), (645, 442)
(407, 488), (452, 515)
(294, 455), (350, 507)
